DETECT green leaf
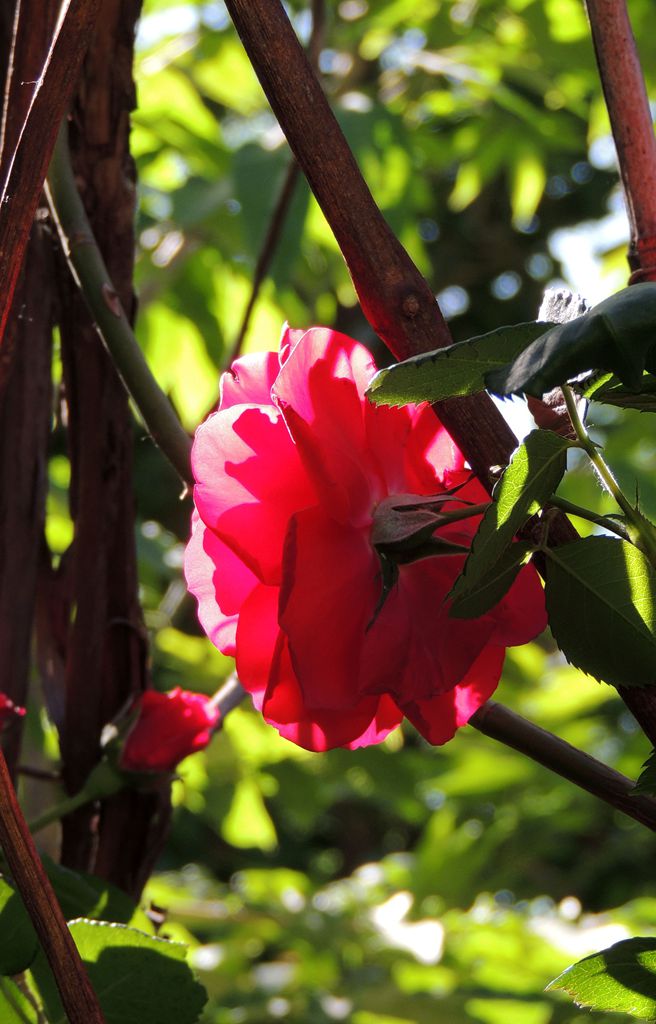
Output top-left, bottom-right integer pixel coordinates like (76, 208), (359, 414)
(0, 878), (38, 975)
(365, 322), (555, 407)
(487, 282), (656, 397)
(587, 373), (656, 412)
(547, 938), (656, 1018)
(0, 978), (40, 1023)
(42, 858), (152, 932)
(545, 537), (656, 688)
(449, 542), (533, 619)
(451, 430), (570, 600)
(32, 920), (207, 1024)
(634, 749), (656, 796)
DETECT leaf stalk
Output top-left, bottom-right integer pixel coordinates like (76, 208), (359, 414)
(562, 385), (656, 564)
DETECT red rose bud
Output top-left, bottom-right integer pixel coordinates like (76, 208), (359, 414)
(0, 693), (26, 731)
(120, 688), (220, 772)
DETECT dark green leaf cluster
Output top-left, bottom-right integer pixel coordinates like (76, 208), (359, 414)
(368, 284), (656, 407)
(0, 870), (207, 1024)
(487, 284), (656, 398)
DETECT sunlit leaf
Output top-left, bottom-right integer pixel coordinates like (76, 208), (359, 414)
(487, 283), (656, 397)
(449, 542), (533, 619)
(547, 938), (656, 1018)
(451, 430), (570, 600)
(0, 978), (39, 1023)
(586, 372), (656, 412)
(545, 537), (656, 688)
(222, 777), (278, 852)
(32, 921), (207, 1024)
(366, 323), (554, 407)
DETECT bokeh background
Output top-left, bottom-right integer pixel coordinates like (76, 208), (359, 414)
(37, 0), (656, 1020)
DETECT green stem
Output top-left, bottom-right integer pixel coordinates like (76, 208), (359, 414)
(29, 761), (124, 836)
(207, 674), (247, 719)
(29, 791), (93, 837)
(45, 122), (193, 488)
(562, 384), (656, 562)
(548, 494), (630, 541)
(435, 501), (489, 524)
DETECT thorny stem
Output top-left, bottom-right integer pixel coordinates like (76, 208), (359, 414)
(562, 384), (656, 563)
(45, 122), (194, 487)
(0, 749), (105, 1023)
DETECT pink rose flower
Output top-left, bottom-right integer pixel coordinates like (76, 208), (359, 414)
(0, 692), (26, 731)
(184, 327), (546, 751)
(120, 688), (220, 772)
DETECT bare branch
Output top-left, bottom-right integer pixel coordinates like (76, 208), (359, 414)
(0, 0), (101, 346)
(584, 0), (656, 281)
(471, 701), (656, 831)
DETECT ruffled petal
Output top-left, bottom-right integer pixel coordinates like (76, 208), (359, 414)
(184, 512), (258, 655)
(402, 645), (504, 745)
(272, 328), (380, 524)
(235, 583), (281, 702)
(279, 506), (380, 710)
(405, 404), (467, 493)
(379, 557), (495, 699)
(192, 404), (315, 583)
(262, 635), (402, 750)
(219, 351), (280, 409)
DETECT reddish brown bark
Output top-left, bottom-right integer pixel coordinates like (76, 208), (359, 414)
(0, 0), (58, 776)
(585, 0), (656, 282)
(49, 0), (172, 894)
(0, 0), (101, 352)
(0, 228), (53, 776)
(584, 1), (656, 738)
(223, 0), (552, 494)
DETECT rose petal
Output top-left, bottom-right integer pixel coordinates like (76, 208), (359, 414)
(263, 635), (402, 750)
(219, 351), (280, 409)
(279, 506), (381, 710)
(185, 512), (259, 655)
(192, 404), (315, 583)
(369, 557), (496, 699)
(402, 645), (505, 745)
(487, 563), (547, 646)
(405, 404), (467, 492)
(272, 328), (379, 524)
(235, 583), (281, 701)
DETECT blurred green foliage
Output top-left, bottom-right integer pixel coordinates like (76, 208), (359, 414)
(36, 0), (656, 1020)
